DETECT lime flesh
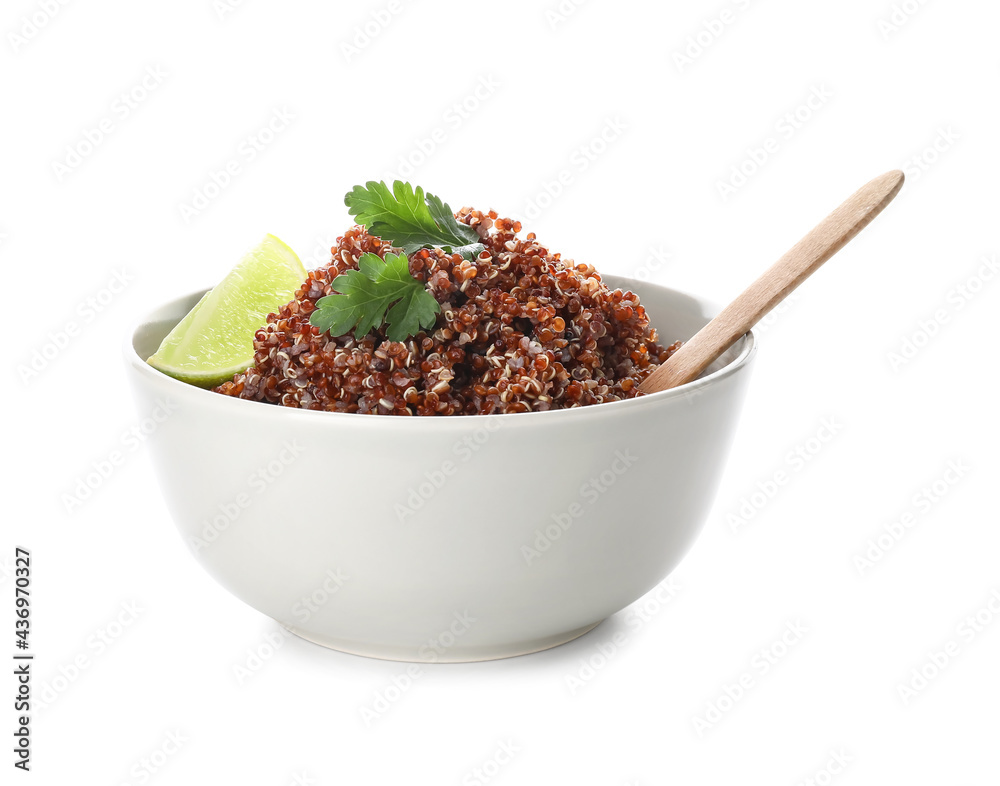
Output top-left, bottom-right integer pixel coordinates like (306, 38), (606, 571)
(147, 234), (307, 388)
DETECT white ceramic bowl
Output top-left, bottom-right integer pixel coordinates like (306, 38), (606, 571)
(125, 276), (756, 662)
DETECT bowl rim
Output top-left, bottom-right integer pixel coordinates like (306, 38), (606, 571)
(123, 275), (757, 427)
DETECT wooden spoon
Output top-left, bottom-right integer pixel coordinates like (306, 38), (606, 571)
(639, 170), (905, 395)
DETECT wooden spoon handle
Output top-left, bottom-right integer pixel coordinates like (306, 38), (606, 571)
(638, 169), (905, 395)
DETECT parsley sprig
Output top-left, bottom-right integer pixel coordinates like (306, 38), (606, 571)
(310, 180), (484, 342)
(310, 251), (440, 342)
(345, 180), (485, 261)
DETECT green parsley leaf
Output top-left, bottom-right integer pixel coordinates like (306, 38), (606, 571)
(345, 180), (485, 260)
(309, 251), (441, 342)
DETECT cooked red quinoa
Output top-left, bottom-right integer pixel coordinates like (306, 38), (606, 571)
(214, 209), (680, 415)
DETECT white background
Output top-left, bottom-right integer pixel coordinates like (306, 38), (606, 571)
(4, 0), (998, 783)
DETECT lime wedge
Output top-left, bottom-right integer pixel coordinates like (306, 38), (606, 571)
(147, 234), (307, 388)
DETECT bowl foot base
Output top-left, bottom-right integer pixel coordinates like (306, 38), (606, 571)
(278, 619), (604, 663)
